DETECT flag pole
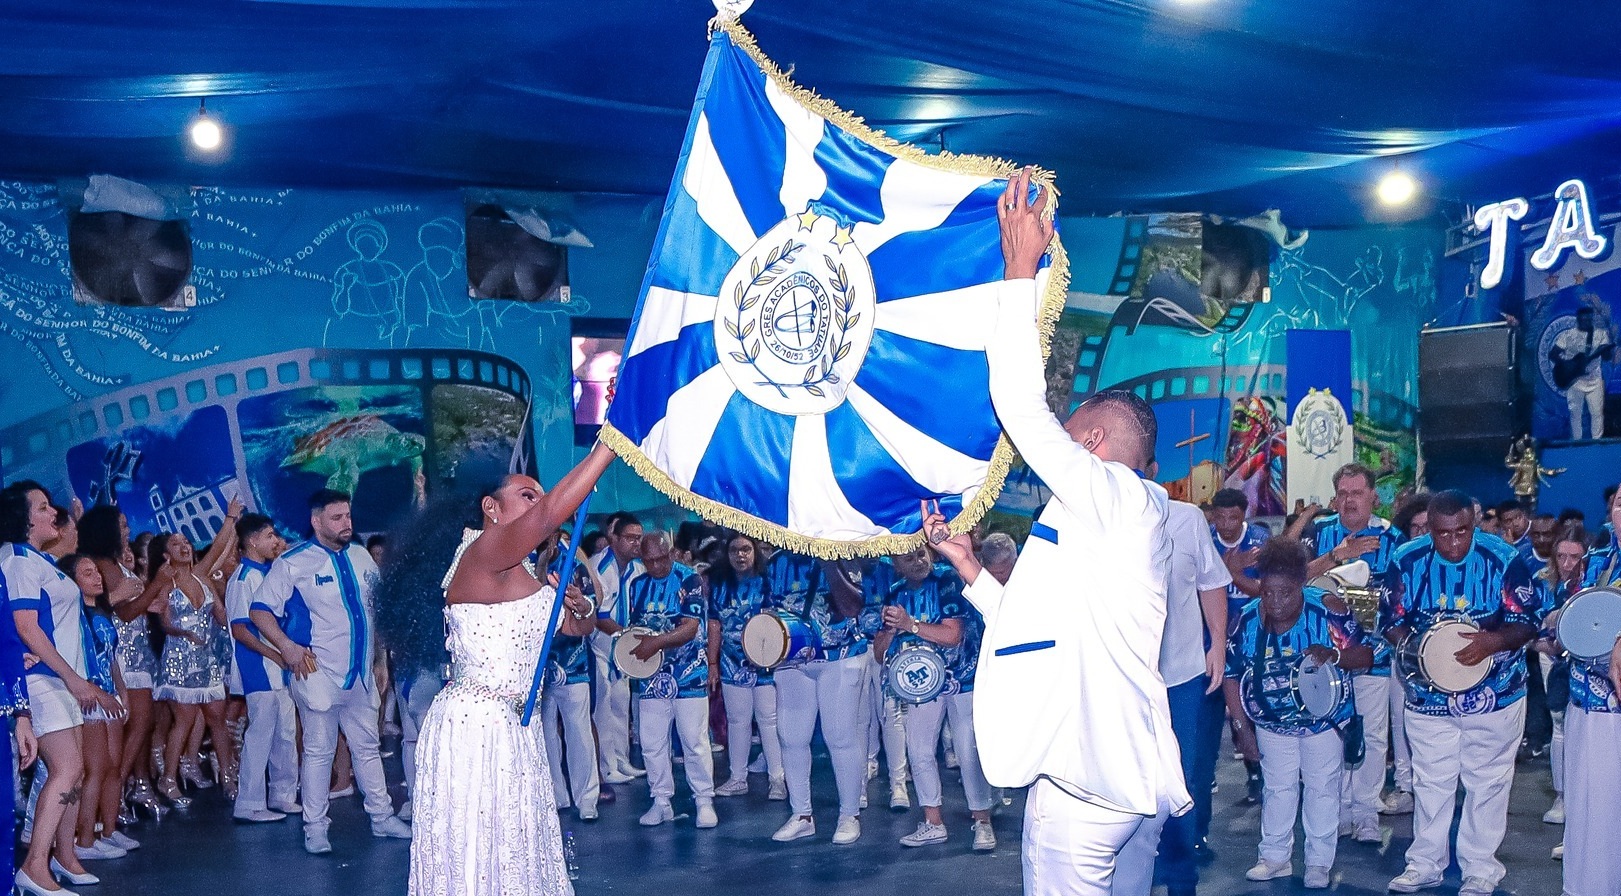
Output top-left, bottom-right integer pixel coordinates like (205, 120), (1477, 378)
(521, 496), (593, 726)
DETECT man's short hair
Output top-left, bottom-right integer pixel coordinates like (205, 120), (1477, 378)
(308, 488), (351, 512)
(1427, 490), (1474, 520)
(1605, 484), (1619, 505)
(1557, 508), (1586, 525)
(236, 513), (275, 542)
(641, 530), (671, 551)
(602, 511), (630, 536)
(980, 533), (1018, 569)
(1211, 488), (1249, 511)
(1332, 464), (1376, 491)
(615, 512), (643, 532)
(1496, 500), (1524, 516)
(1255, 538), (1309, 582)
(1080, 388), (1157, 467)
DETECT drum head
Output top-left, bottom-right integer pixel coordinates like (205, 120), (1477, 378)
(742, 613), (788, 668)
(1295, 659), (1345, 719)
(1559, 587), (1621, 661)
(1419, 621), (1490, 693)
(613, 628), (662, 679)
(887, 646), (946, 704)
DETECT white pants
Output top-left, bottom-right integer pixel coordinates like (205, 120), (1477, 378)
(720, 683), (783, 782)
(1563, 708), (1621, 896)
(867, 661), (908, 783)
(1023, 777), (1167, 896)
(776, 653), (870, 818)
(1258, 727), (1343, 867)
(1390, 672), (1413, 791)
(637, 694), (714, 801)
(1542, 654), (1566, 794)
(541, 680), (600, 810)
(397, 670), (442, 798)
(1404, 700), (1526, 885)
(905, 690), (993, 811)
(290, 675), (394, 832)
(592, 649), (633, 775)
(1341, 674), (1392, 826)
(1568, 380), (1606, 440)
(234, 688), (299, 814)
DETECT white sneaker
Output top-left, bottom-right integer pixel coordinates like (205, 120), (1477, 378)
(74, 839), (126, 860)
(304, 828), (333, 854)
(397, 800), (413, 822)
(971, 820), (996, 852)
(1388, 866), (1444, 892)
(944, 750), (959, 770)
(889, 784), (911, 811)
(1543, 796), (1565, 825)
(1380, 790), (1415, 815)
(859, 790), (868, 809)
(1458, 876), (1496, 896)
(1355, 820), (1385, 843)
(866, 759), (879, 781)
(1338, 820), (1356, 838)
(1246, 859), (1293, 881)
(767, 777), (787, 801)
(1553, 843), (1564, 860)
(618, 764), (647, 779)
(372, 816), (412, 839)
(103, 831), (140, 851)
(578, 804), (599, 821)
(639, 800), (674, 827)
(832, 815), (861, 845)
(696, 801), (718, 829)
(772, 815), (815, 842)
(269, 799), (303, 814)
(329, 785), (356, 799)
(714, 778), (750, 797)
(603, 771), (634, 785)
(900, 821), (948, 847)
(232, 809), (287, 824)
(1304, 866), (1331, 889)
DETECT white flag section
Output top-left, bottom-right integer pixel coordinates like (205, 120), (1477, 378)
(602, 20), (1067, 558)
(1286, 387), (1354, 507)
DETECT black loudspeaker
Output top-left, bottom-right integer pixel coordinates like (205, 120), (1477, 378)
(1419, 323), (1518, 455)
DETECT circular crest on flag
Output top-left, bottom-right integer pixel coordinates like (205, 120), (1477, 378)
(714, 209), (876, 415)
(1292, 387), (1347, 460)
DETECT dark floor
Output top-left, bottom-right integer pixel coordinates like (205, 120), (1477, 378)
(100, 733), (1567, 896)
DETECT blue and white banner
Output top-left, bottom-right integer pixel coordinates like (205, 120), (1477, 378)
(603, 20), (1066, 557)
(1285, 329), (1354, 507)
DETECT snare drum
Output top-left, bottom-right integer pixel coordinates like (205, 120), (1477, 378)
(742, 611), (820, 669)
(1557, 586), (1621, 663)
(611, 626), (663, 679)
(1398, 618), (1490, 694)
(885, 644), (948, 705)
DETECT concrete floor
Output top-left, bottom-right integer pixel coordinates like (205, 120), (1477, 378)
(96, 735), (1567, 896)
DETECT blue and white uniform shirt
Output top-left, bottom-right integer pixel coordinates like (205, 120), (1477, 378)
(0, 574), (29, 715)
(1382, 534), (1541, 717)
(545, 550), (595, 689)
(1583, 531), (1620, 591)
(884, 568), (970, 695)
(624, 563), (708, 699)
(1309, 515), (1400, 676)
(708, 573), (770, 688)
(1226, 588), (1360, 736)
(251, 540), (380, 692)
(2, 542), (88, 680)
(228, 559), (288, 694)
(81, 607), (118, 696)
(1212, 522), (1269, 625)
(765, 551), (871, 663)
(1518, 543), (1550, 580)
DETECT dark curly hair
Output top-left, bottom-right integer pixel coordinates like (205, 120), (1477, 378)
(1255, 538), (1309, 583)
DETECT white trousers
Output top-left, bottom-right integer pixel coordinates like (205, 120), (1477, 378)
(776, 653), (869, 818)
(542, 680), (600, 810)
(592, 650), (633, 775)
(905, 690), (993, 811)
(1258, 727), (1343, 867)
(720, 683), (783, 782)
(1404, 700), (1526, 885)
(1563, 708), (1621, 896)
(867, 661), (908, 783)
(234, 688), (299, 814)
(1341, 674), (1392, 825)
(1390, 671), (1413, 791)
(289, 675), (395, 831)
(1023, 777), (1167, 896)
(1568, 380), (1605, 440)
(1541, 654), (1566, 794)
(397, 670), (442, 797)
(637, 694), (714, 802)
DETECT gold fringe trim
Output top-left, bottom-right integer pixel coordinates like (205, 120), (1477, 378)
(599, 18), (1072, 560)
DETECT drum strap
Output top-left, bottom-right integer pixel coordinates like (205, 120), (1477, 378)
(1248, 628), (1278, 718)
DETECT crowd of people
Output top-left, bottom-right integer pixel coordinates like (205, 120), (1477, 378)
(0, 462), (1615, 896)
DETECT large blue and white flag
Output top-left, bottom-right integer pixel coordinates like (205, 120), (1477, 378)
(603, 20), (1067, 558)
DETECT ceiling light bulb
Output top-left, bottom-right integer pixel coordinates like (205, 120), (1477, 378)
(1377, 169), (1417, 206)
(190, 115), (222, 151)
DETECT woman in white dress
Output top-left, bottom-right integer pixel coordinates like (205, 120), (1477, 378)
(405, 444), (613, 896)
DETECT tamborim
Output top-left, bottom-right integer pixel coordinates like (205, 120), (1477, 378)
(742, 611), (820, 669)
(1399, 618), (1490, 694)
(885, 644), (947, 705)
(611, 626), (663, 679)
(1557, 586), (1621, 663)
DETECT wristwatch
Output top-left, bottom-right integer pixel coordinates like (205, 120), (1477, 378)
(909, 620), (920, 635)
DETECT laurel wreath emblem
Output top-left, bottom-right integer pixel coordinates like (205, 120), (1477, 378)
(723, 238), (859, 400)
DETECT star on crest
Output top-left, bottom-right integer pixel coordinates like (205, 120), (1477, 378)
(1545, 273), (1561, 291)
(831, 225), (854, 249)
(1573, 269), (1587, 285)
(795, 209), (820, 232)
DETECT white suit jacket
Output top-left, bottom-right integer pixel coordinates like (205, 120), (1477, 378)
(964, 278), (1192, 819)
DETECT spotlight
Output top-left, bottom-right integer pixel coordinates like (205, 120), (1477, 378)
(1377, 169), (1417, 206)
(190, 99), (223, 151)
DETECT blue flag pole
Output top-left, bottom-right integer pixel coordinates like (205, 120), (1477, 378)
(521, 496), (593, 726)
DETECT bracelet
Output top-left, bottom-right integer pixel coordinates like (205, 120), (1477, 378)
(1328, 647), (1342, 666)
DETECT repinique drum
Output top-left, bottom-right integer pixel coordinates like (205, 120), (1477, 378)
(611, 626), (663, 679)
(742, 611), (820, 669)
(1293, 655), (1350, 720)
(1557, 586), (1621, 663)
(1241, 652), (1349, 724)
(885, 644), (947, 705)
(1398, 617), (1490, 694)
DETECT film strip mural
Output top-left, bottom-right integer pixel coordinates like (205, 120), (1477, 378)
(0, 347), (535, 541)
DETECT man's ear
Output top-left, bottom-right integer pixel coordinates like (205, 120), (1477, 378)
(1146, 460), (1160, 480)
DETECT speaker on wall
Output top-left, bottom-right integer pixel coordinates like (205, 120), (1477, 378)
(1418, 322), (1518, 456)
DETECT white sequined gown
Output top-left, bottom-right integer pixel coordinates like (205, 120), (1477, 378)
(408, 586), (572, 896)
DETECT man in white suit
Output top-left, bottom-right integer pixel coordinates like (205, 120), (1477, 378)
(925, 168), (1190, 896)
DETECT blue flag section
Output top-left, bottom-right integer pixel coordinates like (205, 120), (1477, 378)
(602, 20), (1068, 558)
(1285, 329), (1354, 506)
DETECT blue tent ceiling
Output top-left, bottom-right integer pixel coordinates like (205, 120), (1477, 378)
(2, 1), (1620, 225)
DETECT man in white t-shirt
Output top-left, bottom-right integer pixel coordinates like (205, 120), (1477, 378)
(1552, 307), (1614, 439)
